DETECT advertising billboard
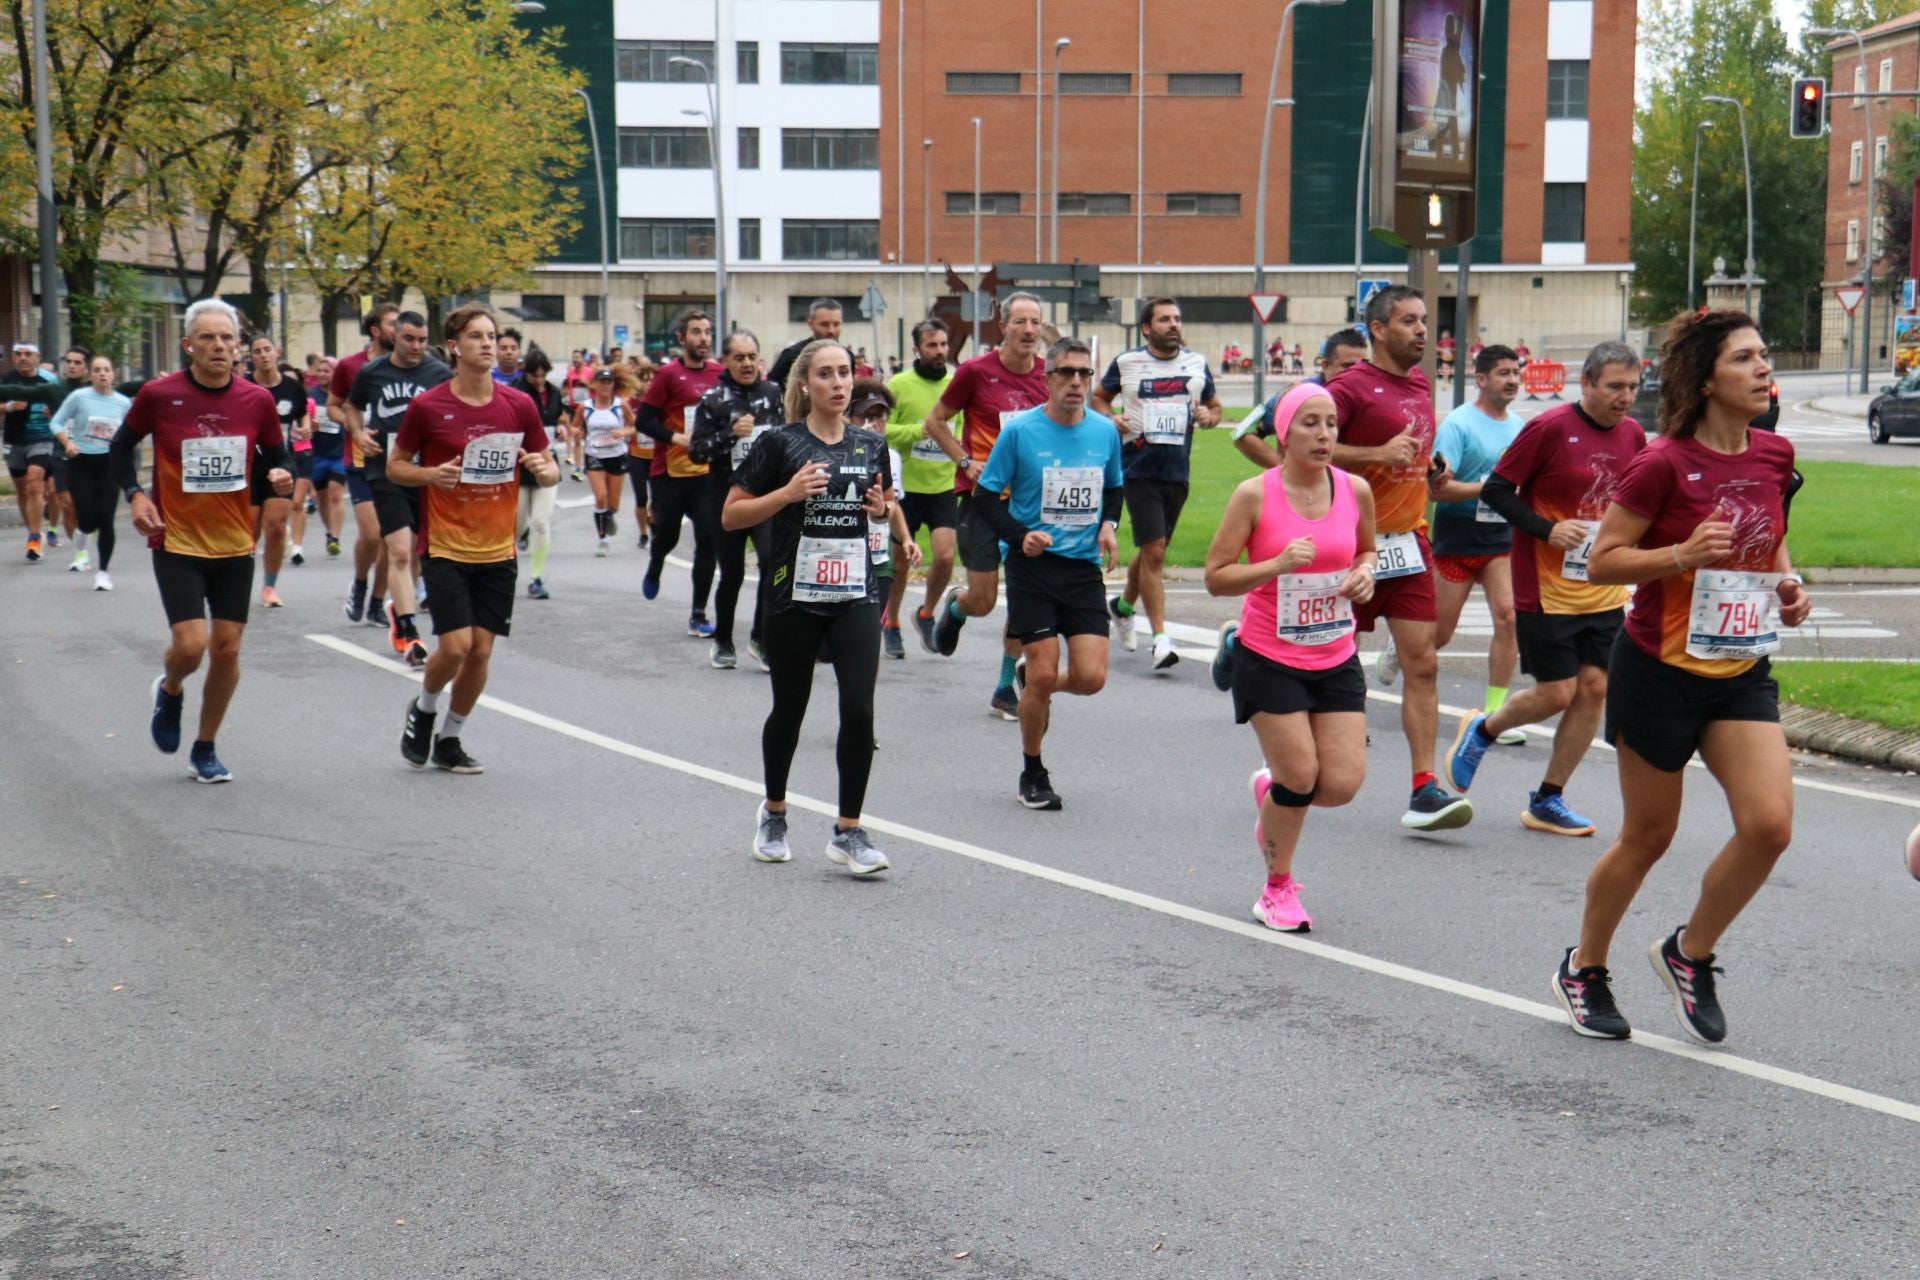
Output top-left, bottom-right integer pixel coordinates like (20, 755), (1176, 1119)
(1369, 0), (1481, 249)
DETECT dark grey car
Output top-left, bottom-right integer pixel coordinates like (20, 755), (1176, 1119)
(1867, 372), (1920, 443)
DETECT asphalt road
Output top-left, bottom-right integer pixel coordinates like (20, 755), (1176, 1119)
(5, 502), (1919, 1278)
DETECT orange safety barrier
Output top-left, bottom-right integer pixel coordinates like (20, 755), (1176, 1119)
(1522, 359), (1567, 400)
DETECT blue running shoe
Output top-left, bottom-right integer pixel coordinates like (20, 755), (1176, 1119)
(1523, 790), (1596, 837)
(1210, 620), (1238, 692)
(1444, 712), (1493, 794)
(642, 574), (660, 600)
(150, 675), (183, 754)
(188, 741), (231, 783)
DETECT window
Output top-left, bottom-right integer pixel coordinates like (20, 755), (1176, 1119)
(1876, 135), (1889, 175)
(739, 127), (760, 169)
(1166, 73), (1240, 96)
(620, 218), (715, 260)
(617, 126), (711, 169)
(737, 41), (758, 84)
(1542, 183), (1585, 242)
(782, 219), (879, 260)
(1854, 63), (1866, 108)
(947, 71), (1022, 94)
(1881, 57), (1894, 92)
(1847, 219), (1861, 262)
(1851, 140), (1864, 184)
(1057, 192), (1130, 215)
(786, 295), (863, 323)
(1058, 72), (1131, 95)
(781, 128), (880, 170)
(582, 296), (602, 323)
(739, 218), (761, 261)
(780, 42), (878, 85)
(1546, 61), (1588, 120)
(946, 191), (1022, 215)
(1166, 192), (1240, 216)
(1176, 296), (1278, 325)
(615, 39), (714, 83)
(516, 294), (565, 322)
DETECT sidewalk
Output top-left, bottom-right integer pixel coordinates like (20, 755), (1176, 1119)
(1805, 394), (1873, 418)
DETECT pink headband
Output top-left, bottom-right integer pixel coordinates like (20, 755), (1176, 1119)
(1267, 382), (1335, 445)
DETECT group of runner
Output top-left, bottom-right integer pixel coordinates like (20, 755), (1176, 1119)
(47, 282), (1811, 1048)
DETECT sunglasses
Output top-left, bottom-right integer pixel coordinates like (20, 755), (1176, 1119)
(1049, 366), (1094, 380)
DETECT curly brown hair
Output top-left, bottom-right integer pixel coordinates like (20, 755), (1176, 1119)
(1655, 308), (1760, 439)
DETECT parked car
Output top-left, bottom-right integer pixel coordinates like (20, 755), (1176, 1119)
(1867, 372), (1920, 443)
(1629, 360), (1778, 431)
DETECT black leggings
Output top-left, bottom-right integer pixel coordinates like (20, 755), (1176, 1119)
(647, 471), (718, 611)
(715, 519), (771, 648)
(762, 604), (880, 818)
(67, 453), (118, 570)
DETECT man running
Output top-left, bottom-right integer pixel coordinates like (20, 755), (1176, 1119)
(636, 310), (725, 636)
(1444, 340), (1649, 836)
(394, 303), (555, 774)
(246, 335), (307, 608)
(1328, 285), (1472, 831)
(493, 327), (524, 384)
(349, 311), (452, 666)
(1233, 327), (1368, 471)
(1093, 297), (1223, 671)
(1427, 344), (1525, 745)
(330, 303), (398, 626)
(973, 337), (1123, 809)
(768, 297), (845, 388)
(4, 341), (61, 560)
(687, 329), (783, 669)
(926, 292), (1049, 720)
(880, 318), (956, 655)
(112, 299), (292, 782)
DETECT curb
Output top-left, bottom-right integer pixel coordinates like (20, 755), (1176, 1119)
(1782, 704), (1920, 772)
(1801, 565), (1920, 585)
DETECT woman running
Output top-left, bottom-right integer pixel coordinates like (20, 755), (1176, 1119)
(724, 340), (894, 876)
(627, 356), (656, 547)
(577, 364), (639, 555)
(512, 348), (569, 598)
(48, 353), (132, 592)
(1204, 382), (1377, 932)
(1551, 310), (1810, 1044)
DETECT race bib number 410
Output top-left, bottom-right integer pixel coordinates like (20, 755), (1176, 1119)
(460, 432), (522, 485)
(1141, 400), (1191, 446)
(180, 435), (248, 493)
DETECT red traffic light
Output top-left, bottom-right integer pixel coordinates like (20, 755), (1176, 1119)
(1791, 76), (1826, 139)
(1802, 83), (1820, 101)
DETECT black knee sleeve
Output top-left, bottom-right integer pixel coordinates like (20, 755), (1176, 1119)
(1267, 780), (1318, 808)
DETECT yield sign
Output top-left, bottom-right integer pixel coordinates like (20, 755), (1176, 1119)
(1837, 286), (1866, 316)
(1248, 292), (1285, 323)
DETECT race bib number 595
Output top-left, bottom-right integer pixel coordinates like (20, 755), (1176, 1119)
(460, 432), (522, 485)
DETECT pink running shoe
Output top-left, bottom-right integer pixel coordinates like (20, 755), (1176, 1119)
(1252, 876), (1312, 933)
(1250, 767), (1272, 844)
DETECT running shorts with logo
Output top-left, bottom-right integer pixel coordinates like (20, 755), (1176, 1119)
(154, 548), (254, 625)
(1003, 551), (1107, 644)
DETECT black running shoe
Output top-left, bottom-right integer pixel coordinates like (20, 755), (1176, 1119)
(1650, 928), (1726, 1044)
(401, 698), (436, 767)
(932, 585), (965, 656)
(431, 736), (483, 774)
(1018, 768), (1062, 811)
(1400, 780), (1474, 831)
(1551, 947), (1631, 1040)
(344, 580), (367, 623)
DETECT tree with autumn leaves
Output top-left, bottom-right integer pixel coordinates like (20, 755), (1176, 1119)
(2, 0), (582, 350)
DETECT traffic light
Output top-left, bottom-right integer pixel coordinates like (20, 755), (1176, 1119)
(1791, 77), (1826, 139)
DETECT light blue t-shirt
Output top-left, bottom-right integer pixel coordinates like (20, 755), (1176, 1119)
(977, 405), (1125, 564)
(50, 387), (133, 456)
(1433, 401), (1522, 522)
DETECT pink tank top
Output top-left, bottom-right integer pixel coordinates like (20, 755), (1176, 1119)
(1238, 464), (1360, 670)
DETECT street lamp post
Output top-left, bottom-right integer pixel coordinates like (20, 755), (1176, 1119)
(1352, 78), (1372, 321)
(1050, 37), (1070, 264)
(31, 0), (59, 360)
(670, 54), (727, 336)
(1702, 94), (1755, 318)
(572, 87), (611, 358)
(971, 117), (983, 282)
(921, 138), (933, 319)
(1253, 0), (1345, 403)
(1809, 26), (1874, 394)
(1686, 119), (1713, 313)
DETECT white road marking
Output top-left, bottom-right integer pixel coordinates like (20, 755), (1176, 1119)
(307, 631), (1920, 1125)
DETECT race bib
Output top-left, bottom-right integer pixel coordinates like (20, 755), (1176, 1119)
(1686, 570), (1783, 661)
(911, 433), (948, 462)
(1141, 400), (1191, 446)
(84, 416), (117, 444)
(731, 423), (771, 468)
(1041, 465), (1101, 528)
(1274, 571), (1355, 647)
(1560, 522), (1599, 582)
(867, 516), (891, 565)
(1474, 499), (1505, 524)
(180, 435), (248, 493)
(998, 408), (1028, 430)
(1374, 530), (1427, 581)
(588, 425), (620, 452)
(316, 418), (342, 434)
(793, 534), (867, 603)
(460, 432), (522, 485)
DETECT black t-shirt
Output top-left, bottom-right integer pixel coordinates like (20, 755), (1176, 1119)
(349, 354), (452, 477)
(732, 422), (893, 615)
(767, 336), (812, 390)
(256, 372), (309, 457)
(688, 376), (784, 477)
(509, 374), (569, 487)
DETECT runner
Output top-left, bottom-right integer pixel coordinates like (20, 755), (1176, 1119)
(724, 338), (893, 875)
(48, 353), (132, 591)
(493, 327), (524, 384)
(44, 347), (85, 554)
(3, 341), (61, 560)
(968, 336), (1122, 808)
(636, 311), (724, 637)
(1550, 310), (1806, 1044)
(576, 364), (638, 556)
(510, 348), (568, 599)
(767, 297), (845, 388)
(247, 336), (307, 608)
(564, 350), (593, 479)
(394, 303), (556, 775)
(625, 356), (656, 548)
(1327, 285), (1473, 831)
(687, 330), (782, 669)
(849, 378), (918, 662)
(111, 299), (292, 782)
(349, 311), (452, 666)
(1232, 328), (1369, 471)
(304, 359), (346, 560)
(1444, 341), (1649, 835)
(879, 319), (956, 655)
(925, 292), (1049, 720)
(1092, 297), (1224, 671)
(277, 360), (319, 569)
(329, 304), (398, 626)
(1424, 344), (1525, 745)
(1204, 383), (1377, 932)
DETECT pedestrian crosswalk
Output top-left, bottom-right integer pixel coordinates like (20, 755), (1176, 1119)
(1780, 420), (1867, 442)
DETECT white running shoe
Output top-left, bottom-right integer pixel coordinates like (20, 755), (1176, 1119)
(68, 550), (89, 573)
(752, 802), (792, 862)
(93, 570), (113, 592)
(1496, 726), (1528, 746)
(596, 536), (610, 557)
(1108, 597), (1137, 652)
(1374, 635), (1401, 687)
(1151, 634), (1179, 672)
